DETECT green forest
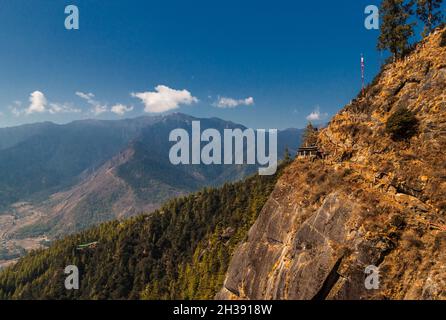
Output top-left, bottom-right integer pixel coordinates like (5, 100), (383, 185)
(0, 162), (289, 300)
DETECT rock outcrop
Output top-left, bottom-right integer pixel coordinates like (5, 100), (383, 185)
(217, 28), (446, 300)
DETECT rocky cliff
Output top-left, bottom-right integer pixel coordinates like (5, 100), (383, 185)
(217, 28), (446, 300)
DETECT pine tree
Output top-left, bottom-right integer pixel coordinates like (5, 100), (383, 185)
(416, 0), (444, 36)
(302, 123), (318, 147)
(378, 0), (415, 60)
(283, 147), (291, 162)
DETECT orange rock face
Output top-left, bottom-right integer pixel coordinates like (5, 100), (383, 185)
(217, 28), (446, 300)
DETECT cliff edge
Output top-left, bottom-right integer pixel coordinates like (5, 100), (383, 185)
(217, 28), (446, 300)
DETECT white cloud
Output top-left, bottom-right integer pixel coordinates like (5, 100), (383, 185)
(306, 106), (328, 122)
(26, 91), (47, 114)
(131, 85), (198, 113)
(75, 92), (95, 100)
(92, 104), (107, 115)
(11, 93), (80, 116)
(76, 91), (108, 115)
(48, 103), (81, 114)
(111, 104), (133, 115)
(214, 96), (254, 108)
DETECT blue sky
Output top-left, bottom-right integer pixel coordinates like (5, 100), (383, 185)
(0, 0), (396, 129)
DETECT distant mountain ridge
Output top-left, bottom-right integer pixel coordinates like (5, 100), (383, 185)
(0, 113), (302, 265)
(0, 116), (164, 208)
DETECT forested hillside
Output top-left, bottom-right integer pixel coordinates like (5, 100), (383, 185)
(0, 114), (301, 269)
(0, 162), (288, 299)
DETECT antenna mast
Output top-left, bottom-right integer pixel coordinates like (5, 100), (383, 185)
(361, 54), (365, 96)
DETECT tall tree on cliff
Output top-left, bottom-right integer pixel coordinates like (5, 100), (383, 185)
(416, 0), (444, 36)
(302, 123), (318, 147)
(378, 0), (415, 60)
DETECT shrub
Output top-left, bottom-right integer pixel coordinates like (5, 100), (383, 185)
(385, 107), (419, 141)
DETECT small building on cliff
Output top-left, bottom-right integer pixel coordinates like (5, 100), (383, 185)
(297, 145), (324, 159)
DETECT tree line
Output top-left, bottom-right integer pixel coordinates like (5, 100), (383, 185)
(379, 0), (444, 59)
(0, 163), (289, 300)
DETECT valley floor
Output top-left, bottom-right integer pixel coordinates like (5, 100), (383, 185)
(0, 202), (49, 269)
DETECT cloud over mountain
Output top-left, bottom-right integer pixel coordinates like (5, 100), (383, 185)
(214, 96), (254, 108)
(26, 91), (47, 114)
(131, 85), (198, 113)
(306, 106), (328, 121)
(111, 104), (134, 115)
(75, 91), (108, 115)
(9, 91), (81, 116)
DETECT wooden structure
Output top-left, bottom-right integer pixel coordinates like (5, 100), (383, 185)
(297, 145), (324, 159)
(76, 241), (99, 250)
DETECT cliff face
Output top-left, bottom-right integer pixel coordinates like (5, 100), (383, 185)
(217, 29), (446, 300)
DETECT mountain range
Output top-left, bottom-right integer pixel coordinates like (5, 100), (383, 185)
(0, 113), (302, 266)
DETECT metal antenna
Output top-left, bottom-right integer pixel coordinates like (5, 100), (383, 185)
(361, 54), (365, 96)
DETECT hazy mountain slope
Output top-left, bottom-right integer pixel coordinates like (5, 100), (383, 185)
(22, 115), (276, 238)
(23, 148), (150, 238)
(0, 114), (301, 210)
(116, 115), (260, 195)
(0, 114), (302, 266)
(0, 122), (57, 150)
(217, 28), (446, 300)
(0, 117), (163, 208)
(0, 164), (287, 299)
(278, 128), (302, 155)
